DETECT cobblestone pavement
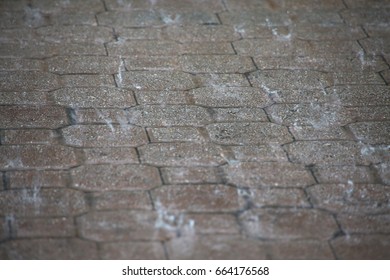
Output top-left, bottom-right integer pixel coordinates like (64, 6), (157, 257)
(0, 0), (389, 259)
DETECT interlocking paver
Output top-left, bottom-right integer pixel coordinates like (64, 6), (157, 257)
(0, 106), (68, 129)
(0, 188), (87, 217)
(77, 210), (168, 241)
(307, 184), (390, 213)
(1, 0), (389, 260)
(207, 122), (292, 145)
(337, 214), (390, 234)
(331, 235), (390, 260)
(0, 145), (79, 170)
(151, 184), (240, 212)
(61, 124), (147, 147)
(13, 217), (75, 238)
(0, 238), (98, 260)
(52, 87), (136, 108)
(224, 162), (315, 187)
(139, 143), (225, 166)
(190, 87), (271, 107)
(71, 165), (161, 191)
(119, 71), (196, 90)
(82, 147), (138, 164)
(3, 129), (57, 145)
(348, 122), (390, 145)
(284, 141), (372, 165)
(127, 105), (211, 126)
(161, 167), (221, 184)
(91, 191), (152, 211)
(100, 242), (166, 260)
(240, 209), (338, 239)
(6, 170), (69, 189)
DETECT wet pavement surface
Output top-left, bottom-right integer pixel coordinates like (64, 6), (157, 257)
(0, 0), (389, 259)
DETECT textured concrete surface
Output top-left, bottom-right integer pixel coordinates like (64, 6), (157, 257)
(0, 0), (389, 259)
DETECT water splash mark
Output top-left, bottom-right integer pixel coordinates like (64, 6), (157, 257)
(5, 214), (16, 239)
(93, 107), (115, 132)
(161, 11), (181, 25)
(116, 55), (124, 87)
(20, 171), (43, 215)
(265, 18), (292, 41)
(23, 6), (44, 27)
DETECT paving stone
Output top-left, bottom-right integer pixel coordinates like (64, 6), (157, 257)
(0, 58), (44, 71)
(294, 24), (366, 41)
(234, 39), (362, 57)
(284, 141), (371, 165)
(0, 71), (60, 91)
(77, 210), (167, 241)
(179, 55), (255, 73)
(337, 214), (390, 234)
(196, 74), (250, 87)
(7, 170), (69, 189)
(147, 127), (204, 142)
(289, 126), (351, 140)
(325, 85), (390, 106)
(207, 122), (292, 145)
(348, 122), (390, 145)
(161, 167), (221, 184)
(211, 108), (269, 122)
(190, 87), (271, 108)
(124, 56), (179, 71)
(0, 188), (87, 217)
(91, 191), (152, 211)
(313, 165), (376, 184)
(36, 26), (113, 44)
(135, 90), (188, 105)
(3, 129), (57, 145)
(360, 38), (390, 56)
(0, 92), (50, 105)
(169, 236), (252, 260)
(151, 184), (240, 212)
(108, 40), (181, 56)
(331, 235), (390, 260)
(249, 70), (331, 90)
(71, 165), (161, 191)
(341, 8), (390, 26)
(224, 162), (315, 187)
(62, 124), (147, 147)
(139, 143), (225, 166)
(247, 187), (310, 208)
(164, 25), (239, 42)
(47, 56), (120, 74)
(14, 217), (75, 238)
(182, 42), (235, 55)
(0, 145), (78, 170)
(16, 0), (105, 13)
(186, 214), (239, 234)
(52, 87), (136, 108)
(266, 103), (352, 127)
(61, 74), (115, 87)
(240, 209), (337, 239)
(224, 0), (344, 11)
(375, 162), (390, 185)
(97, 11), (162, 27)
(83, 147), (139, 164)
(0, 106), (68, 129)
(346, 106), (390, 122)
(127, 105), (211, 126)
(100, 242), (166, 259)
(231, 145), (288, 162)
(254, 55), (388, 72)
(104, 0), (225, 12)
(0, 238), (98, 260)
(332, 72), (385, 85)
(307, 184), (390, 214)
(119, 71), (196, 90)
(73, 108), (128, 124)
